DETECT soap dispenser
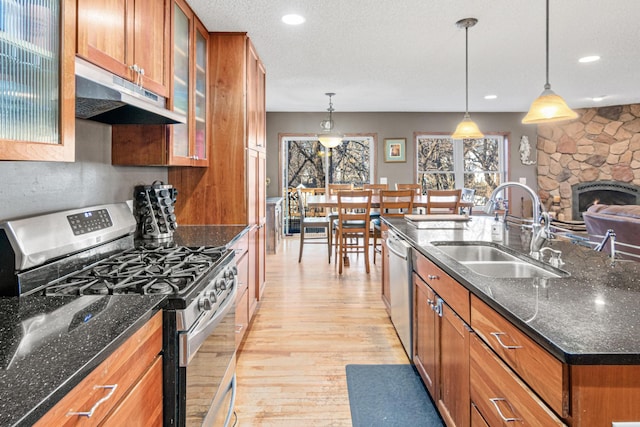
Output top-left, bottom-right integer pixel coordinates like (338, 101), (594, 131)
(491, 213), (504, 242)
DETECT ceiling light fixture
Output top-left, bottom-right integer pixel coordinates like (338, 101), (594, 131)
(317, 92), (344, 148)
(592, 96), (605, 102)
(451, 18), (483, 140)
(282, 14), (305, 25)
(579, 55), (600, 63)
(522, 0), (578, 124)
(484, 94), (497, 100)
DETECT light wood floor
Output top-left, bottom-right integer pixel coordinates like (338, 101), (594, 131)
(234, 236), (409, 426)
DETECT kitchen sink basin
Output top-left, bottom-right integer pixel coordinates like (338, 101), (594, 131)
(432, 241), (570, 279)
(434, 244), (521, 263)
(460, 261), (564, 279)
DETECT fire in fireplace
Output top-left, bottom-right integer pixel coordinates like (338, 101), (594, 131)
(571, 181), (640, 220)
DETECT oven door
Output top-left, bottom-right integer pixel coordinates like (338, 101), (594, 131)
(180, 286), (237, 426)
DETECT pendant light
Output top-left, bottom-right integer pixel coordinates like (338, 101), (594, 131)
(522, 0), (577, 124)
(451, 18), (484, 140)
(317, 93), (344, 148)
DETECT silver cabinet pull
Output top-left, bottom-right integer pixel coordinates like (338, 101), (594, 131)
(490, 332), (523, 349)
(235, 324), (244, 334)
(489, 397), (522, 422)
(67, 384), (117, 418)
(427, 274), (439, 280)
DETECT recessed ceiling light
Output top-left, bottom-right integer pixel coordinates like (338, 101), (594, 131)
(282, 14), (305, 25)
(484, 94), (497, 100)
(579, 55), (600, 63)
(592, 96), (605, 102)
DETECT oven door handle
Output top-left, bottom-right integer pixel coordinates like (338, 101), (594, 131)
(179, 286), (237, 367)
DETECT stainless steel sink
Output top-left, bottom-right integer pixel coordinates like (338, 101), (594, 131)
(435, 244), (520, 263)
(432, 241), (570, 279)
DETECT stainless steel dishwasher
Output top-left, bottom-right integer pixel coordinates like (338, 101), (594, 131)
(387, 230), (413, 359)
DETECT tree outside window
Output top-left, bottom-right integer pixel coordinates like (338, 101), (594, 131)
(282, 135), (375, 233)
(416, 134), (507, 206)
(284, 136), (374, 189)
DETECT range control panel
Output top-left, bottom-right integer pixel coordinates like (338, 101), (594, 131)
(67, 209), (113, 235)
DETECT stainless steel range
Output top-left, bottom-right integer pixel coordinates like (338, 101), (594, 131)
(0, 202), (237, 427)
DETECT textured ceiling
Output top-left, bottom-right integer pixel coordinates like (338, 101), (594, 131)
(186, 0), (640, 113)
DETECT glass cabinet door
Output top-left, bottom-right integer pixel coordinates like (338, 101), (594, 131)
(0, 0), (74, 161)
(172, 2), (190, 159)
(193, 24), (207, 161)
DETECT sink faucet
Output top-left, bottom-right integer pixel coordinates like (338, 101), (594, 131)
(484, 181), (550, 258)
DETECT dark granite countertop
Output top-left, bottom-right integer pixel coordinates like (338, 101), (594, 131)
(383, 216), (640, 365)
(0, 295), (165, 427)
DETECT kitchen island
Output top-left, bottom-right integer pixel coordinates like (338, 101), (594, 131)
(383, 215), (640, 426)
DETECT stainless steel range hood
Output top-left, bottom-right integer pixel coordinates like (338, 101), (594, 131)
(75, 57), (186, 125)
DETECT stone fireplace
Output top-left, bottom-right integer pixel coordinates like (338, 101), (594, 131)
(536, 103), (640, 220)
(571, 180), (640, 220)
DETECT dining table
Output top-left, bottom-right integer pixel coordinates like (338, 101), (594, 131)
(306, 194), (474, 211)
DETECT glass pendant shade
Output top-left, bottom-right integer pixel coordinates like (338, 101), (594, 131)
(522, 87), (578, 124)
(522, 0), (578, 124)
(452, 113), (484, 139)
(453, 18), (483, 140)
(316, 92), (343, 148)
(318, 132), (343, 148)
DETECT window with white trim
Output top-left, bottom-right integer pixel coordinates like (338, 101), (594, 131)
(415, 134), (507, 206)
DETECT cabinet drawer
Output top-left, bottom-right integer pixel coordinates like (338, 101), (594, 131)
(471, 403), (490, 427)
(471, 295), (567, 416)
(35, 312), (162, 426)
(470, 334), (566, 427)
(102, 355), (163, 426)
(414, 253), (470, 323)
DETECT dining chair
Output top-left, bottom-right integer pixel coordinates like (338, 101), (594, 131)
(327, 184), (353, 237)
(396, 183), (423, 213)
(426, 189), (462, 214)
(296, 188), (332, 263)
(363, 183), (388, 195)
(395, 183), (422, 196)
(363, 183), (388, 222)
(328, 183), (353, 195)
(335, 189), (372, 274)
(372, 190), (414, 264)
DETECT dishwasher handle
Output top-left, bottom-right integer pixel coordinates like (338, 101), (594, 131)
(387, 233), (410, 260)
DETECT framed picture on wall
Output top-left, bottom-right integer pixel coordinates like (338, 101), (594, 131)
(384, 138), (406, 163)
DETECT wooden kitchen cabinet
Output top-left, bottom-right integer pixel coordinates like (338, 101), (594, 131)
(410, 246), (640, 426)
(76, 0), (170, 96)
(471, 294), (640, 426)
(0, 0), (75, 161)
(35, 311), (163, 426)
(413, 272), (437, 396)
(413, 256), (470, 427)
(111, 0), (209, 166)
(169, 32), (266, 330)
(471, 295), (567, 416)
(246, 41), (266, 151)
(470, 334), (565, 427)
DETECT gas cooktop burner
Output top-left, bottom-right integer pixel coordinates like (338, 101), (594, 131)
(44, 245), (226, 296)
